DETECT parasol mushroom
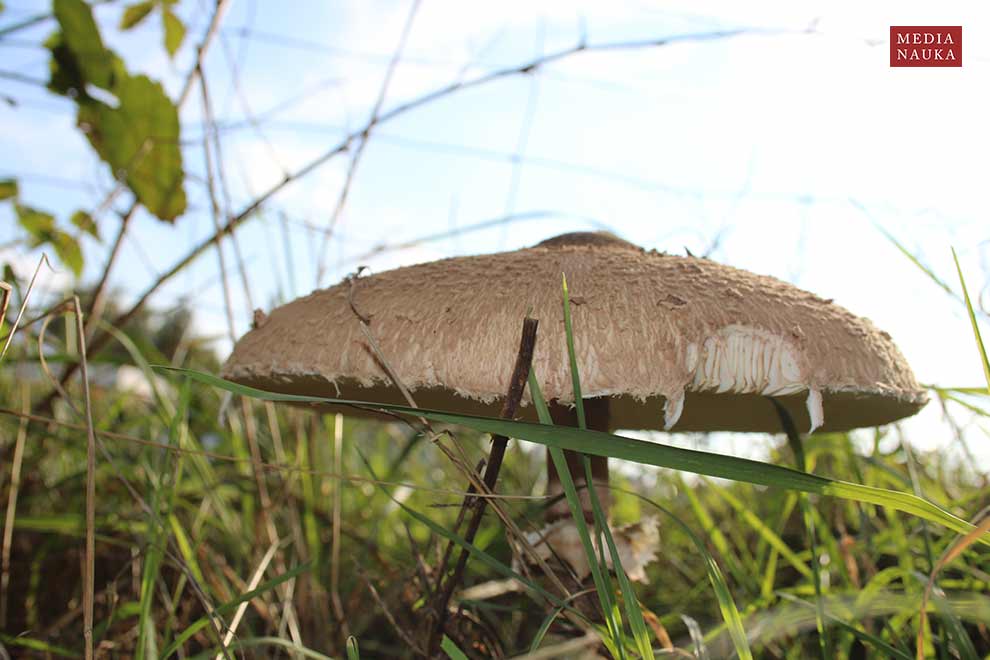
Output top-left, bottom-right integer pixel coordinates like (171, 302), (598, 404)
(223, 231), (927, 585)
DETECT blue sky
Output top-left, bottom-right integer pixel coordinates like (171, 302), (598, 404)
(2, 0), (988, 462)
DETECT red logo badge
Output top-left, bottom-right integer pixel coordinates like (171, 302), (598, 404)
(890, 26), (962, 67)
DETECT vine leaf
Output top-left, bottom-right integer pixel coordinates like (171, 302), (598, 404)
(15, 204), (84, 276)
(51, 0), (114, 92)
(120, 0), (155, 30)
(71, 210), (101, 241)
(77, 74), (186, 221)
(48, 0), (186, 222)
(162, 8), (185, 57)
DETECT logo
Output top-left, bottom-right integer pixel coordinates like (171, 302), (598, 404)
(890, 26), (962, 67)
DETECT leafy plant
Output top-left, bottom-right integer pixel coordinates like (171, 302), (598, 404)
(48, 0), (186, 222)
(0, 178), (90, 276)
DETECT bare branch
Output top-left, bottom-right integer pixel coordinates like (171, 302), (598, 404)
(313, 0), (423, 286)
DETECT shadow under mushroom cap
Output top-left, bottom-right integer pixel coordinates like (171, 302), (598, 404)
(224, 232), (927, 434)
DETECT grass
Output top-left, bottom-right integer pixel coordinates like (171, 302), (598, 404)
(1, 258), (989, 658)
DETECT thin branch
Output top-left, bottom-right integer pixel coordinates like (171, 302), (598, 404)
(81, 211), (132, 342)
(215, 23), (288, 181)
(0, 70), (47, 87)
(326, 209), (613, 269)
(313, 0), (422, 287)
(428, 317), (539, 654)
(357, 564), (425, 656)
(198, 66), (239, 344)
(501, 21), (544, 230)
(0, 0), (115, 39)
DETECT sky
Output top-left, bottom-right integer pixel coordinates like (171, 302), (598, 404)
(1, 0), (988, 465)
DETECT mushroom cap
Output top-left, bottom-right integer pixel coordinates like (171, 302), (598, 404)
(223, 232), (927, 433)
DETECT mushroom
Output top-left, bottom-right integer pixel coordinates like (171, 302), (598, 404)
(223, 231), (927, 583)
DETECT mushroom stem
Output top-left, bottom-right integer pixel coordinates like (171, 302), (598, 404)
(546, 398), (610, 522)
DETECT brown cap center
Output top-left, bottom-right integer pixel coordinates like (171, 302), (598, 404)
(534, 231), (640, 250)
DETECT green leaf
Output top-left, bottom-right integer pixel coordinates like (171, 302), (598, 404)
(51, 0), (114, 92)
(51, 230), (83, 277)
(0, 178), (16, 200)
(77, 74), (186, 221)
(119, 0), (154, 29)
(11, 203), (83, 276)
(70, 210), (100, 241)
(162, 8), (185, 57)
(15, 203), (55, 239)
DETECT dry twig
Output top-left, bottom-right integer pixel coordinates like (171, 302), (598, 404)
(428, 317), (539, 654)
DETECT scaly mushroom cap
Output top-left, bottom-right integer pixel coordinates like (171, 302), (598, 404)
(223, 232), (927, 432)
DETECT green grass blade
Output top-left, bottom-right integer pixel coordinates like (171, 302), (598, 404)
(564, 276), (656, 657)
(775, 592), (912, 660)
(951, 248), (990, 390)
(921, 577), (979, 660)
(136, 380), (190, 659)
(346, 635), (360, 660)
(96, 319), (177, 419)
(625, 490), (753, 660)
(683, 482), (756, 593)
(529, 605), (567, 653)
(560, 275), (636, 656)
(441, 635), (470, 660)
(583, 454), (654, 660)
(0, 634), (79, 658)
(904, 442), (953, 660)
(708, 480), (813, 580)
(822, 481), (975, 540)
(874, 224), (959, 302)
(542, 431), (625, 652)
(528, 365), (628, 655)
(560, 274), (585, 428)
(157, 367), (986, 543)
(772, 400), (829, 659)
